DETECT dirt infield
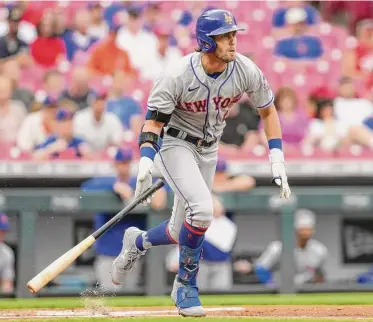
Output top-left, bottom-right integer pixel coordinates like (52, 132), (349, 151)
(0, 305), (372, 320)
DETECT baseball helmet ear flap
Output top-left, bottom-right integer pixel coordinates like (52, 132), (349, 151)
(197, 33), (216, 53)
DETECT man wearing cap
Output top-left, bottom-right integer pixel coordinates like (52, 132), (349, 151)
(0, 7), (30, 64)
(0, 213), (15, 294)
(81, 148), (169, 290)
(247, 209), (328, 286)
(274, 7), (324, 60)
(73, 90), (124, 151)
(33, 108), (91, 160)
(140, 23), (182, 81)
(87, 2), (109, 40)
(16, 96), (59, 152)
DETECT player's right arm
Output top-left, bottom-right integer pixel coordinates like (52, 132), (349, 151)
(135, 70), (179, 201)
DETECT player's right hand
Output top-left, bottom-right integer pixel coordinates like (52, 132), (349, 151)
(135, 157), (154, 204)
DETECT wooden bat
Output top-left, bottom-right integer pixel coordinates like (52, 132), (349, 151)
(27, 179), (164, 294)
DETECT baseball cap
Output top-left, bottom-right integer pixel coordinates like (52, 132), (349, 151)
(294, 209), (316, 229)
(56, 108), (74, 121)
(43, 96), (59, 108)
(216, 158), (227, 172)
(0, 213), (9, 231)
(285, 7), (307, 25)
(128, 5), (144, 18)
(114, 148), (133, 162)
(7, 7), (22, 22)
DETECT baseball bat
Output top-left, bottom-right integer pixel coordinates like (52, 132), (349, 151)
(26, 179), (164, 294)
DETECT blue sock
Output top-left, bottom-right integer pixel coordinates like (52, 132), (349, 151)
(135, 220), (176, 251)
(179, 221), (207, 249)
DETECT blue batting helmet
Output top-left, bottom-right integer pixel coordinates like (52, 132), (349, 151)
(196, 9), (245, 53)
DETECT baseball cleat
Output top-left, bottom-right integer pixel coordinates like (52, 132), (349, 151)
(111, 227), (146, 285)
(171, 275), (206, 317)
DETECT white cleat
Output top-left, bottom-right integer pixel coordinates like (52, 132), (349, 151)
(171, 275), (206, 317)
(111, 227), (146, 285)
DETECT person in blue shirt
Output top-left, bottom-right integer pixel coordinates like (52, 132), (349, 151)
(274, 7), (324, 60)
(106, 71), (142, 133)
(272, 2), (319, 28)
(62, 9), (99, 62)
(33, 108), (91, 160)
(81, 148), (169, 291)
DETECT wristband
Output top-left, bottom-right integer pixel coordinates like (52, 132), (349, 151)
(140, 146), (157, 161)
(268, 138), (282, 151)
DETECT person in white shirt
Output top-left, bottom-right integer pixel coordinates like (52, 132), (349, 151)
(302, 99), (347, 152)
(334, 77), (373, 128)
(16, 97), (58, 152)
(73, 91), (124, 151)
(0, 213), (15, 294)
(115, 6), (159, 81)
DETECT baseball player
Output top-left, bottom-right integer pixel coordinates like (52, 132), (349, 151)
(112, 9), (291, 317)
(253, 209), (328, 286)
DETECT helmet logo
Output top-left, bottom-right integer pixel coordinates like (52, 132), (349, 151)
(224, 13), (233, 24)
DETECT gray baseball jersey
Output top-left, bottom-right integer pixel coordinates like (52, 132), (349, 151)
(0, 242), (15, 282)
(255, 239), (328, 285)
(147, 52), (274, 142)
(149, 51), (273, 235)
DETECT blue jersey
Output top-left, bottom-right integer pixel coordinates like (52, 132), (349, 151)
(35, 135), (85, 158)
(81, 176), (145, 257)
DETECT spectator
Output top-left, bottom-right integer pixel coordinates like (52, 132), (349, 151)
(37, 70), (66, 103)
(143, 2), (162, 32)
(16, 97), (58, 152)
(54, 7), (68, 37)
(272, 1), (319, 29)
(141, 23), (183, 81)
(60, 66), (95, 111)
(81, 148), (168, 291)
(87, 22), (135, 77)
(33, 108), (91, 160)
(334, 77), (373, 128)
(212, 158), (256, 193)
(302, 99), (346, 152)
(274, 7), (324, 60)
(0, 75), (27, 143)
(1, 60), (34, 109)
(220, 100), (261, 152)
(342, 19), (373, 80)
(30, 11), (66, 68)
(0, 213), (15, 294)
(0, 3), (38, 44)
(62, 9), (99, 62)
(260, 87), (309, 150)
(0, 7), (30, 65)
(103, 1), (129, 27)
(74, 91), (124, 151)
(107, 71), (142, 135)
(87, 2), (109, 39)
(166, 195), (237, 291)
(235, 209), (328, 286)
(115, 6), (158, 80)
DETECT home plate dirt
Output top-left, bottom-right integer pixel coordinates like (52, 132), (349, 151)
(0, 305), (372, 320)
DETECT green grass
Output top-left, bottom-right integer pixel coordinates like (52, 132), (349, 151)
(0, 293), (372, 309)
(11, 319), (373, 322)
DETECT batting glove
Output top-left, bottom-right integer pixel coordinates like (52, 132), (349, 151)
(269, 149), (291, 199)
(135, 157), (154, 204)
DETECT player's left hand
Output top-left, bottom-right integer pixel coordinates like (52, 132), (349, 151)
(269, 149), (291, 199)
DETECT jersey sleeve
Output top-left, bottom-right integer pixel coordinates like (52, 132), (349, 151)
(147, 72), (180, 115)
(245, 61), (274, 109)
(255, 240), (282, 270)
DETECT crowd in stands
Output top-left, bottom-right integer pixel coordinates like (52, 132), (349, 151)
(0, 0), (373, 161)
